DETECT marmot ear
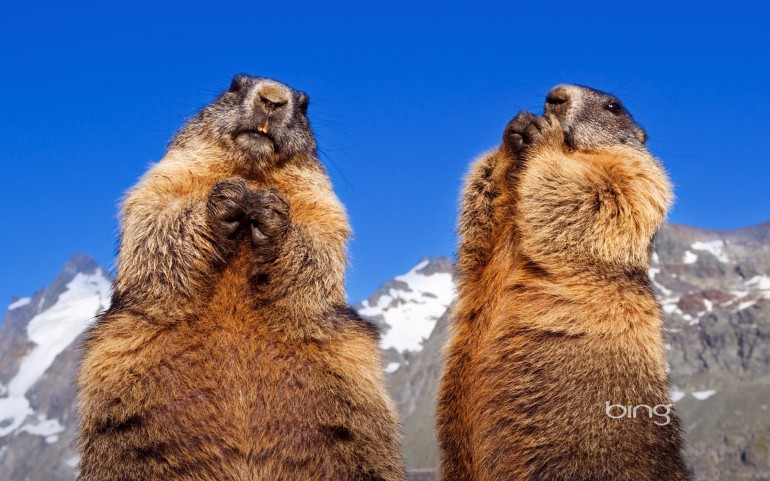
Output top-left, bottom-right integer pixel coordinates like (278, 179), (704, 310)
(229, 74), (249, 92)
(297, 93), (310, 114)
(636, 128), (648, 145)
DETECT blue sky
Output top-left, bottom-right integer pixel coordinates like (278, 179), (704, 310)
(1, 1), (769, 303)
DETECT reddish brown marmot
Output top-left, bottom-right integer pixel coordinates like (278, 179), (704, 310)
(77, 75), (405, 481)
(437, 84), (690, 481)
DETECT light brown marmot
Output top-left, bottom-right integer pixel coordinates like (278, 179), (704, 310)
(77, 75), (405, 481)
(437, 84), (691, 481)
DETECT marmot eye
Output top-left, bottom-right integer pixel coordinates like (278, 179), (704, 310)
(606, 102), (622, 114)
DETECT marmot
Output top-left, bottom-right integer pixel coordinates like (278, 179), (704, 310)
(77, 75), (405, 481)
(437, 85), (691, 480)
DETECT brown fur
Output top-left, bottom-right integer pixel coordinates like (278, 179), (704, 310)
(77, 76), (405, 481)
(437, 86), (691, 481)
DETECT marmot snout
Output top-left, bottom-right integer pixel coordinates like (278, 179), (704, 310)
(172, 75), (315, 168)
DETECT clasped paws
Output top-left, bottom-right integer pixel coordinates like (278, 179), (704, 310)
(207, 178), (290, 252)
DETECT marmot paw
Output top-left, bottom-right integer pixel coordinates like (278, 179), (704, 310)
(207, 177), (251, 238)
(503, 111), (564, 156)
(246, 188), (291, 248)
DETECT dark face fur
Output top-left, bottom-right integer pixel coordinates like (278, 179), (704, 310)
(543, 84), (648, 151)
(171, 74), (316, 168)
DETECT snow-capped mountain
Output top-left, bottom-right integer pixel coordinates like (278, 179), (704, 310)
(1, 221), (769, 481)
(0, 254), (110, 480)
(353, 257), (455, 373)
(357, 258), (455, 354)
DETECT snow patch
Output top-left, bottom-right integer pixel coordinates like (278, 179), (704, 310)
(747, 275), (770, 290)
(659, 295), (681, 317)
(65, 456), (80, 468)
(692, 390), (716, 400)
(738, 300), (757, 311)
(648, 268), (672, 296)
(385, 362), (400, 373)
(0, 397), (33, 436)
(682, 251), (698, 264)
(671, 390), (686, 402)
(746, 275), (770, 300)
(662, 304), (677, 314)
(18, 418), (64, 437)
(8, 297), (31, 310)
(691, 240), (729, 263)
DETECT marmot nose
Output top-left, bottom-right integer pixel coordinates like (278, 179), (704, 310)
(256, 83), (290, 111)
(545, 85), (572, 112)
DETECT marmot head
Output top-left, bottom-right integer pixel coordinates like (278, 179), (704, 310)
(171, 74), (316, 170)
(543, 84), (648, 152)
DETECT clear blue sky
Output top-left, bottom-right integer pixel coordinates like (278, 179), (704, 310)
(1, 1), (768, 304)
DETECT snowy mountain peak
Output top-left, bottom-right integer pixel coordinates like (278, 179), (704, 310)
(355, 257), (455, 354)
(38, 254), (107, 313)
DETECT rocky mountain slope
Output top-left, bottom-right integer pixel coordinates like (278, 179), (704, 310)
(1, 222), (769, 481)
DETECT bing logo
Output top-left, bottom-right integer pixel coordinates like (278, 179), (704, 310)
(605, 401), (672, 426)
